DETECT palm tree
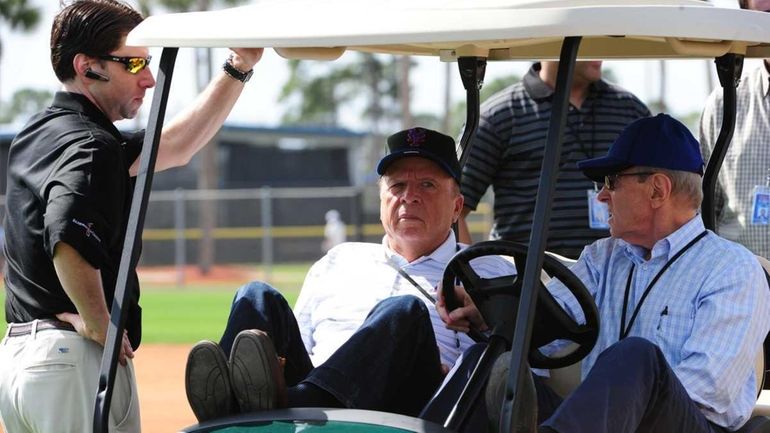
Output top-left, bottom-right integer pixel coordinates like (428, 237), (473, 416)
(279, 53), (402, 134)
(449, 73), (521, 137)
(0, 88), (52, 123)
(278, 59), (360, 126)
(137, 0), (244, 17)
(0, 0), (40, 109)
(139, 0), (247, 275)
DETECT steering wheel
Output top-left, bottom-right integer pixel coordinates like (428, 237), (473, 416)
(441, 240), (599, 369)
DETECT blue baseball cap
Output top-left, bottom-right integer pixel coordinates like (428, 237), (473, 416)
(377, 127), (461, 183)
(577, 113), (705, 182)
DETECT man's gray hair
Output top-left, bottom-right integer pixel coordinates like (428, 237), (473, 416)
(637, 166), (703, 209)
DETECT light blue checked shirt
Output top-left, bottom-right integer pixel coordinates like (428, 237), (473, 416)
(546, 215), (770, 430)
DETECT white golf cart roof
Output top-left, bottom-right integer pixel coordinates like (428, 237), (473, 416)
(127, 0), (770, 60)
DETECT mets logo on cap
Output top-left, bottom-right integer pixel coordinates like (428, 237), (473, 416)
(406, 128), (428, 147)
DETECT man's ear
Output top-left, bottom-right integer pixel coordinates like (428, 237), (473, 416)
(452, 193), (464, 223)
(73, 53), (91, 79)
(649, 173), (672, 209)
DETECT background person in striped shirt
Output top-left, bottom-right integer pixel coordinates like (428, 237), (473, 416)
(699, 0), (770, 259)
(459, 61), (650, 258)
(184, 127), (517, 422)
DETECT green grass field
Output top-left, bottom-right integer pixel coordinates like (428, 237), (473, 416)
(0, 263), (310, 343)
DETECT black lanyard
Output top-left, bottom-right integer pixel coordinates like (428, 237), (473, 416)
(618, 230), (708, 340)
(384, 243), (462, 305)
(386, 256), (436, 303)
(385, 243), (480, 347)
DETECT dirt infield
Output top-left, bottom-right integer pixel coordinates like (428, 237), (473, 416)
(134, 344), (198, 432)
(127, 265), (254, 431)
(131, 266), (252, 430)
(136, 265), (265, 286)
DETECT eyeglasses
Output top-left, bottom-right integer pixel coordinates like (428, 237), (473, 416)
(602, 172), (656, 191)
(98, 55), (152, 74)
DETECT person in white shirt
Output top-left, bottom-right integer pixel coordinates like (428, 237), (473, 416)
(184, 127), (516, 423)
(321, 209), (346, 252)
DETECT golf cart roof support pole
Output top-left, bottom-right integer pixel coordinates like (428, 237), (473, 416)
(93, 46), (179, 433)
(701, 53), (743, 231)
(453, 57), (486, 238)
(444, 335), (508, 430)
(457, 56), (487, 168)
(500, 37), (581, 433)
(440, 57), (490, 429)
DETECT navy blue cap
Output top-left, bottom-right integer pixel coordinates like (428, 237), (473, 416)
(577, 113), (705, 182)
(376, 127), (461, 183)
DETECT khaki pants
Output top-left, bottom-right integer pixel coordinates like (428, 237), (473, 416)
(0, 323), (141, 433)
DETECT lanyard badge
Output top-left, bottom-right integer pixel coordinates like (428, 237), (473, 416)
(750, 169), (770, 226)
(750, 186), (770, 225)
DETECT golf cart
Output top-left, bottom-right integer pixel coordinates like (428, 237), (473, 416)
(94, 1), (770, 432)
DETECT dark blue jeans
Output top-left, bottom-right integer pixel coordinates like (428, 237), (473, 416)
(219, 281), (313, 386)
(535, 337), (731, 433)
(219, 282), (444, 416)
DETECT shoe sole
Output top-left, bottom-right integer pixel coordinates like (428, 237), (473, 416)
(185, 340), (235, 422)
(229, 329), (286, 413)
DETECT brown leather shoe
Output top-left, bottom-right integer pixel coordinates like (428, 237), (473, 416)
(229, 329), (288, 412)
(185, 340), (238, 422)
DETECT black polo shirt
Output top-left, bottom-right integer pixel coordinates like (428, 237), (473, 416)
(3, 91), (144, 348)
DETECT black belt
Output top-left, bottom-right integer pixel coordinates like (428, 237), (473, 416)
(6, 319), (76, 337)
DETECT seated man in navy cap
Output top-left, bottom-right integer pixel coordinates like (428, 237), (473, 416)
(480, 114), (770, 433)
(184, 127), (516, 422)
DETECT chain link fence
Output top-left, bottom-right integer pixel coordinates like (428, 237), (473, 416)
(0, 188), (493, 285)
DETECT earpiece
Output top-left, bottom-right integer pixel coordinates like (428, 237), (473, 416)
(85, 68), (110, 82)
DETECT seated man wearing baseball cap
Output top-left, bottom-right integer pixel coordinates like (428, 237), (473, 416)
(184, 127), (516, 422)
(481, 113), (770, 433)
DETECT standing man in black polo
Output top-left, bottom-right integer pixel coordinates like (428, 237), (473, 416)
(0, 1), (262, 431)
(459, 61), (650, 258)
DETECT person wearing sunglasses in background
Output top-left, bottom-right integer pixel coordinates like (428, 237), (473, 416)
(0, 1), (262, 431)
